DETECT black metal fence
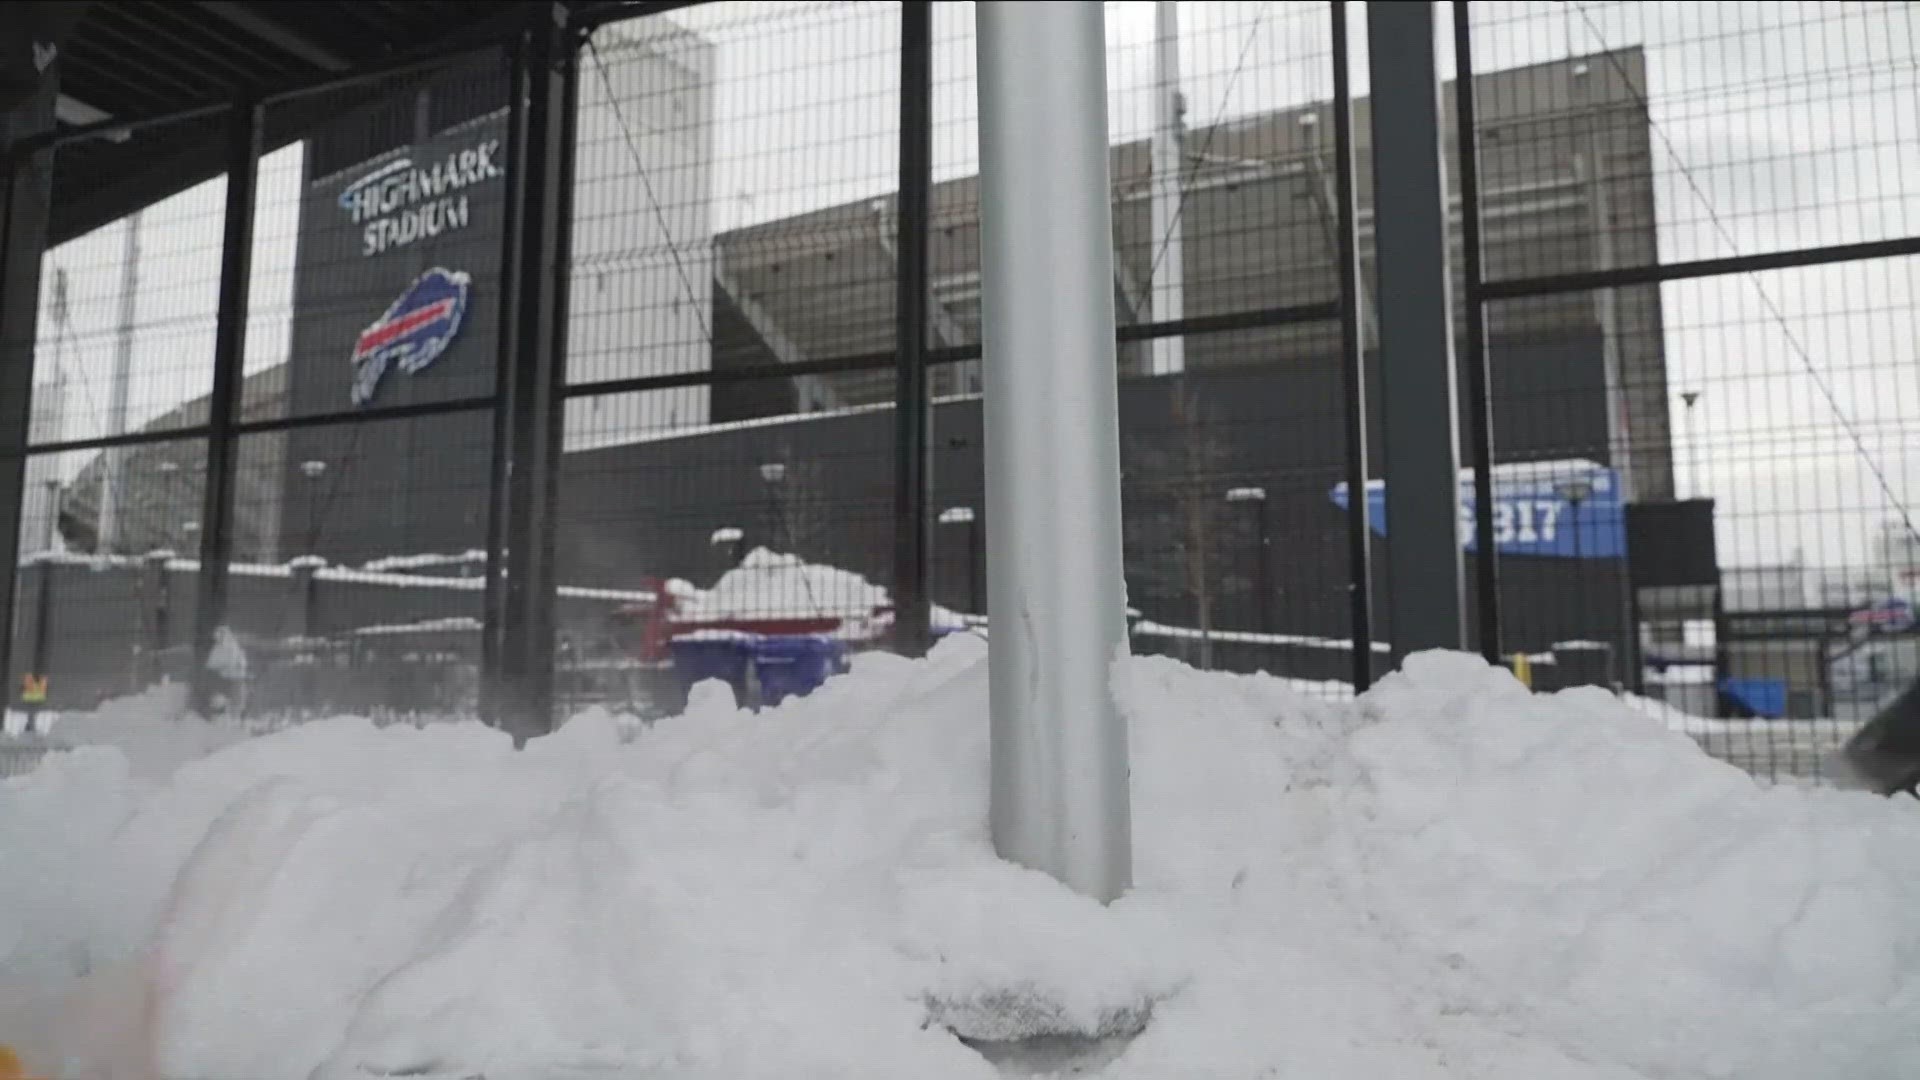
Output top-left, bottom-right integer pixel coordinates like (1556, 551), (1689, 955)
(3, 1), (1917, 784)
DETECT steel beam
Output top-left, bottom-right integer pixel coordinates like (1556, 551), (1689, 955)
(1451, 2), (1501, 662)
(977, 0), (1132, 903)
(482, 39), (530, 731)
(1330, 1), (1375, 690)
(1481, 235), (1920, 300)
(191, 99), (263, 715)
(872, 204), (968, 349)
(493, 8), (577, 744)
(892, 0), (934, 658)
(1367, 1), (1467, 660)
(712, 262), (842, 411)
(194, 2), (353, 72)
(0, 62), (56, 709)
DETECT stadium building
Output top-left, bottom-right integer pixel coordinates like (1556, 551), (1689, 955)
(57, 42), (1671, 680)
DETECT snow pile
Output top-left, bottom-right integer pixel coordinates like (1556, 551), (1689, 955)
(360, 550), (488, 574)
(34, 684), (254, 780)
(672, 547), (889, 624)
(3, 644), (1919, 1078)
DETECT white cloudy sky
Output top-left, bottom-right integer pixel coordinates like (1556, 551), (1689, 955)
(30, 1), (1920, 573)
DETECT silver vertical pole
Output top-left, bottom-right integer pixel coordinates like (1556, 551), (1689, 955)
(977, 0), (1133, 904)
(1148, 0), (1185, 375)
(98, 209), (141, 555)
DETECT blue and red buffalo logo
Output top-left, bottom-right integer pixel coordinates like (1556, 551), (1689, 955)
(351, 267), (471, 407)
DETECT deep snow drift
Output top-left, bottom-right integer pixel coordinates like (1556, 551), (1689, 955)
(3, 639), (1918, 1079)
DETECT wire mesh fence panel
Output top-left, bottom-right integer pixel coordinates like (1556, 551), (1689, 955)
(5, 440), (207, 731)
(932, 3), (1342, 370)
(1463, 2), (1920, 783)
(572, 3), (907, 418)
(558, 3), (905, 717)
(928, 3), (1359, 699)
(34, 134), (227, 453)
(245, 50), (511, 427)
(1467, 1), (1920, 277)
(557, 385), (904, 718)
(222, 412), (498, 724)
(1117, 327), (1360, 699)
(6, 113), (233, 736)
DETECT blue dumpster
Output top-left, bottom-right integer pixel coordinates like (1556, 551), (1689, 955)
(669, 633), (755, 700)
(1719, 677), (1788, 719)
(752, 635), (848, 706)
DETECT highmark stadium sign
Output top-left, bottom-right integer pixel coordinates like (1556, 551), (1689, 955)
(338, 138), (506, 257)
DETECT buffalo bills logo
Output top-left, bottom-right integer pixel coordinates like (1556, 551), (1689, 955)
(1851, 597), (1915, 634)
(351, 267), (471, 407)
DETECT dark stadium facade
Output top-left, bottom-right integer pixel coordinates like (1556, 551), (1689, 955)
(64, 47), (1666, 683)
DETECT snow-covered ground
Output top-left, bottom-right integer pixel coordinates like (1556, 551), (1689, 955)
(3, 641), (1918, 1079)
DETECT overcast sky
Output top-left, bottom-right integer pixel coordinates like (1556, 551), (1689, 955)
(30, 1), (1920, 574)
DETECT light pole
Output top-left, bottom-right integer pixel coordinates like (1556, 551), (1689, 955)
(300, 460), (327, 558)
(25, 480), (62, 732)
(1556, 476), (1596, 679)
(939, 505), (981, 616)
(1556, 477), (1594, 561)
(155, 459), (181, 550)
(1679, 389), (1702, 499)
(758, 461), (787, 550)
(1225, 487), (1271, 635)
(42, 478), (61, 552)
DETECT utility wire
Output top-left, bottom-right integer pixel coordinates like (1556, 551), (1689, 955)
(583, 34), (715, 351)
(1144, 3), (1273, 289)
(1571, 3), (1919, 544)
(585, 34), (829, 616)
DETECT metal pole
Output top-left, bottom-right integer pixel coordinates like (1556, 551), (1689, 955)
(1330, 2), (1374, 689)
(1147, 0), (1185, 377)
(97, 211), (141, 555)
(0, 79), (56, 711)
(892, 0), (934, 658)
(496, 4), (577, 743)
(1452, 1), (1501, 661)
(968, 516), (982, 617)
(191, 99), (262, 716)
(977, 1), (1132, 903)
(27, 558), (53, 731)
(1257, 498), (1273, 636)
(42, 478), (60, 551)
(1369, 1), (1467, 661)
(482, 38), (531, 727)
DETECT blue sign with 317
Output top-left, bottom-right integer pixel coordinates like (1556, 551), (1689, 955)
(1330, 459), (1628, 560)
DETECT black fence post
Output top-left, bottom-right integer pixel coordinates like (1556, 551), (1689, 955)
(142, 551), (170, 684)
(0, 45), (58, 710)
(1330, 2), (1374, 690)
(495, 4), (577, 744)
(191, 98), (262, 717)
(892, 0), (935, 657)
(1368, 1), (1469, 662)
(290, 560), (320, 641)
(1452, 1), (1502, 663)
(25, 559), (54, 729)
(482, 37), (531, 727)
